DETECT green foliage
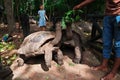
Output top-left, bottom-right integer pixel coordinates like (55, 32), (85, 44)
(0, 42), (16, 66)
(0, 42), (15, 52)
(62, 10), (83, 29)
(1, 0), (105, 22)
(64, 10), (83, 22)
(44, 0), (70, 17)
(1, 54), (17, 66)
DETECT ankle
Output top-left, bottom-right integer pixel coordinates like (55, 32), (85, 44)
(102, 59), (108, 67)
(101, 63), (108, 68)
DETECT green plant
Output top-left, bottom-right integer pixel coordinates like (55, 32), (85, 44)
(0, 42), (15, 52)
(66, 10), (83, 22)
(0, 42), (16, 66)
(68, 62), (75, 66)
(61, 10), (83, 29)
(45, 76), (49, 80)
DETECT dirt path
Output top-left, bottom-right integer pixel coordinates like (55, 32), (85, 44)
(1, 22), (120, 80)
(10, 49), (120, 80)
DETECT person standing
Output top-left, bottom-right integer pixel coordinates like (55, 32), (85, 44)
(38, 4), (48, 31)
(73, 0), (120, 80)
(20, 13), (30, 38)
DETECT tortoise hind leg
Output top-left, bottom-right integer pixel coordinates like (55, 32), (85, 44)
(73, 32), (82, 64)
(73, 46), (81, 64)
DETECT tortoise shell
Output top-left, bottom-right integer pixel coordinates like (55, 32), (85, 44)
(17, 31), (55, 55)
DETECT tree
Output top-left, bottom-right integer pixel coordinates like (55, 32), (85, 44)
(4, 0), (15, 34)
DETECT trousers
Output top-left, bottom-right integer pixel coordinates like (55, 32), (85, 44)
(103, 15), (120, 58)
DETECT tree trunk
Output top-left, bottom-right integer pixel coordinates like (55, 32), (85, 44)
(4, 0), (15, 35)
(14, 0), (20, 22)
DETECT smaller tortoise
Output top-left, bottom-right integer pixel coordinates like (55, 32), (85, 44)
(17, 31), (63, 68)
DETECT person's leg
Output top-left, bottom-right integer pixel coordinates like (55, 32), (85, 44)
(39, 18), (46, 31)
(22, 26), (28, 38)
(92, 16), (113, 71)
(39, 26), (46, 31)
(101, 58), (120, 80)
(26, 23), (30, 36)
(42, 26), (46, 31)
(101, 15), (120, 80)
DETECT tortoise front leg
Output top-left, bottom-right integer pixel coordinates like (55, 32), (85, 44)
(44, 50), (52, 68)
(56, 49), (64, 65)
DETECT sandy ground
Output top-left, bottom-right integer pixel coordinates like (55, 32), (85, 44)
(10, 49), (120, 80)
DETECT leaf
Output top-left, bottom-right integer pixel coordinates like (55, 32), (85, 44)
(0, 42), (15, 52)
(75, 15), (80, 21)
(78, 10), (84, 13)
(10, 54), (17, 61)
(62, 9), (83, 25)
(8, 45), (15, 50)
(45, 76), (49, 80)
(7, 60), (12, 65)
(68, 62), (75, 66)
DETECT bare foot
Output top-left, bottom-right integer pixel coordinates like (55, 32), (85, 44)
(101, 72), (116, 80)
(91, 65), (108, 72)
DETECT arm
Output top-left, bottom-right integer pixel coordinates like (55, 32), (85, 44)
(45, 14), (48, 21)
(45, 11), (48, 20)
(73, 0), (95, 10)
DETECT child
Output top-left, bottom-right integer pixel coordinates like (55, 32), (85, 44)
(20, 13), (30, 38)
(38, 4), (48, 31)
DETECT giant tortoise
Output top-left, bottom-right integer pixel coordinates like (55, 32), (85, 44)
(17, 22), (83, 68)
(17, 22), (63, 68)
